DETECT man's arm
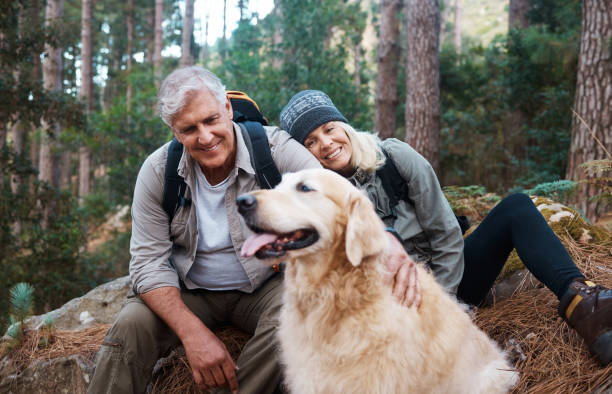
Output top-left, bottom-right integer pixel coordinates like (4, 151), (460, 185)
(140, 287), (238, 393)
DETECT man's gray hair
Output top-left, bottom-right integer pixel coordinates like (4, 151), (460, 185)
(157, 66), (226, 127)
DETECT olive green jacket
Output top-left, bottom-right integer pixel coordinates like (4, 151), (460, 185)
(349, 138), (465, 294)
(128, 124), (321, 295)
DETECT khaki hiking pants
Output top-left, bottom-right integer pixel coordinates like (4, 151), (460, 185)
(87, 274), (284, 394)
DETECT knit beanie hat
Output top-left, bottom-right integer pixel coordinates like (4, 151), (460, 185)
(280, 90), (348, 144)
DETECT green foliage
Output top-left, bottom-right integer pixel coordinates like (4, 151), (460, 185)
(9, 282), (34, 324)
(214, 0), (372, 129)
(525, 180), (577, 203)
(90, 65), (171, 205)
(580, 159), (612, 208)
(0, 149), (93, 329)
(437, 1), (580, 192)
(4, 282), (34, 351)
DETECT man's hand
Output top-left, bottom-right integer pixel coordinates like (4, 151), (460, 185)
(140, 287), (238, 393)
(383, 231), (422, 308)
(182, 328), (238, 393)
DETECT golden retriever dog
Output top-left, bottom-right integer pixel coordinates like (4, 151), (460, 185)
(238, 169), (518, 394)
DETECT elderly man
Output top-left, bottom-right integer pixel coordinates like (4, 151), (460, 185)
(87, 66), (321, 394)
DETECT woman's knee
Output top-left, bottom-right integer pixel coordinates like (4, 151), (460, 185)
(502, 192), (532, 207)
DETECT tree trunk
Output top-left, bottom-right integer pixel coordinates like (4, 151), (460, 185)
(375, 0), (402, 140)
(200, 14), (209, 64)
(221, 0), (227, 60)
(453, 0), (462, 52)
(78, 0), (93, 201)
(180, 0), (194, 67)
(440, 0), (450, 47)
(404, 0), (441, 174)
(126, 0), (134, 108)
(503, 0), (531, 190)
(154, 0), (163, 83)
(271, 0), (283, 68)
(566, 0), (612, 220)
(10, 121), (23, 193)
(509, 0), (530, 29)
(147, 6), (154, 64)
(39, 0), (63, 188)
(28, 0), (41, 192)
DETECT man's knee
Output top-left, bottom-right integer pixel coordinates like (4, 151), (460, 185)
(102, 299), (168, 363)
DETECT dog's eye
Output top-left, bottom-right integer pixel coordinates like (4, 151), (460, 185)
(297, 182), (313, 192)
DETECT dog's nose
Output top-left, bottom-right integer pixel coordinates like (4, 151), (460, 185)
(237, 194), (257, 215)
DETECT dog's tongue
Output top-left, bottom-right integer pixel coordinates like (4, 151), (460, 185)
(241, 233), (279, 257)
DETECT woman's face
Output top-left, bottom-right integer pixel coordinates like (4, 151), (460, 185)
(303, 122), (353, 176)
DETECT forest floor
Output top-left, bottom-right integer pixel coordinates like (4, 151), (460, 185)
(3, 198), (612, 393)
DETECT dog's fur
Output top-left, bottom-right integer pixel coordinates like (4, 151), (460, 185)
(240, 169), (518, 394)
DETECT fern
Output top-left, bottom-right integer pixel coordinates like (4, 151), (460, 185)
(580, 159), (612, 207)
(9, 282), (34, 323)
(526, 180), (577, 202)
(4, 282), (35, 350)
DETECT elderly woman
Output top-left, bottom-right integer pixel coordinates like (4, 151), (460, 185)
(279, 89), (612, 366)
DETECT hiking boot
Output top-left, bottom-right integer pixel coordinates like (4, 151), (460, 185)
(558, 278), (612, 366)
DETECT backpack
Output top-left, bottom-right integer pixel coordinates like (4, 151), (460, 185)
(161, 91), (282, 231)
(376, 148), (471, 235)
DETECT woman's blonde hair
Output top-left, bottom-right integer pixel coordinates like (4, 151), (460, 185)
(332, 121), (386, 173)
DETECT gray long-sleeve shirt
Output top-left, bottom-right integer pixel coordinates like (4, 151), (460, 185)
(349, 138), (465, 294)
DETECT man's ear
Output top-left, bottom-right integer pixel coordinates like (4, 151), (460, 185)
(226, 95), (233, 120)
(345, 191), (386, 266)
(170, 126), (182, 143)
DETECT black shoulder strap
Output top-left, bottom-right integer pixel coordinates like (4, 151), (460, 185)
(376, 145), (470, 234)
(239, 121), (282, 189)
(161, 122), (281, 234)
(162, 138), (191, 234)
(376, 147), (408, 209)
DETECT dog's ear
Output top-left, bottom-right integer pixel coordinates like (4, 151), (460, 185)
(345, 191), (386, 266)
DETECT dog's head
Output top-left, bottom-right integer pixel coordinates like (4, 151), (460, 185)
(238, 168), (387, 266)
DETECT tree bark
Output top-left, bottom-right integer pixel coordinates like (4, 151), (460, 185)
(126, 0), (134, 108)
(200, 14), (209, 64)
(504, 0), (531, 191)
(39, 0), (63, 188)
(78, 0), (93, 201)
(440, 0), (450, 47)
(404, 0), (441, 174)
(509, 0), (531, 29)
(28, 0), (41, 192)
(271, 0), (283, 68)
(453, 0), (462, 52)
(566, 0), (612, 220)
(180, 0), (194, 67)
(154, 0), (163, 82)
(147, 6), (154, 64)
(375, 0), (402, 140)
(221, 0), (227, 60)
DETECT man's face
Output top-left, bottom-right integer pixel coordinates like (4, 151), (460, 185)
(172, 89), (236, 183)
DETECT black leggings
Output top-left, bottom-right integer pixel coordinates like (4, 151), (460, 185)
(456, 193), (583, 305)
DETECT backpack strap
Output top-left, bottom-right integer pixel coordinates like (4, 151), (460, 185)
(376, 147), (409, 215)
(162, 138), (191, 236)
(239, 121), (282, 189)
(376, 145), (470, 235)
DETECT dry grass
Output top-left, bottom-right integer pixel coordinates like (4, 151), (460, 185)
(1, 324), (110, 377)
(476, 233), (612, 393)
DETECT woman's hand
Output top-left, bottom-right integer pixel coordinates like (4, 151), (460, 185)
(383, 231), (422, 308)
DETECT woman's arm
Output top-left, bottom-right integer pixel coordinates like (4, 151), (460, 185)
(383, 139), (464, 294)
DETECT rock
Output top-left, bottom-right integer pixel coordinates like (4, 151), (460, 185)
(25, 276), (130, 331)
(482, 269), (543, 306)
(0, 355), (93, 394)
